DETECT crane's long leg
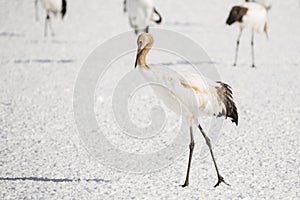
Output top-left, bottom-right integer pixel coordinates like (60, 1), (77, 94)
(233, 29), (243, 66)
(44, 11), (55, 37)
(251, 31), (255, 68)
(34, 0), (39, 21)
(47, 13), (55, 37)
(198, 124), (230, 187)
(145, 26), (149, 33)
(123, 0), (127, 12)
(181, 126), (195, 187)
(44, 12), (49, 37)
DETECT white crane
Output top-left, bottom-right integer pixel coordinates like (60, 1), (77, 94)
(125, 0), (162, 34)
(226, 2), (268, 67)
(134, 33), (238, 187)
(36, 0), (67, 37)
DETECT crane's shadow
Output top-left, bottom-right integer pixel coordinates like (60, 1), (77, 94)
(0, 177), (110, 183)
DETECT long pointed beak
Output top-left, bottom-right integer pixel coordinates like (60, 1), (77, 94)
(134, 47), (142, 68)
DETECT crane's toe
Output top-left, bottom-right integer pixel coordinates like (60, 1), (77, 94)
(214, 175), (230, 188)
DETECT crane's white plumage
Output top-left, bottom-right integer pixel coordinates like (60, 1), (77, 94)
(125, 0), (162, 34)
(239, 3), (267, 33)
(226, 2), (268, 67)
(41, 0), (65, 16)
(135, 33), (238, 187)
(138, 67), (236, 121)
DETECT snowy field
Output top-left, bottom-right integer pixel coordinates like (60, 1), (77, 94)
(1, 0), (300, 199)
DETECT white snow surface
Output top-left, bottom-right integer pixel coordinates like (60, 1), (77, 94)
(0, 0), (300, 199)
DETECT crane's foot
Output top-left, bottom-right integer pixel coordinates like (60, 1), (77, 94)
(181, 181), (189, 188)
(233, 63), (237, 67)
(251, 64), (256, 68)
(214, 175), (230, 188)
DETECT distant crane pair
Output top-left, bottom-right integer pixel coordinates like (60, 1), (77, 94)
(34, 0), (161, 36)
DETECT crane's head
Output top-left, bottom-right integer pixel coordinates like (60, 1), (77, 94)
(135, 33), (154, 68)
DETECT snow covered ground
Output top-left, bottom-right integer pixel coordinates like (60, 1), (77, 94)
(1, 0), (300, 199)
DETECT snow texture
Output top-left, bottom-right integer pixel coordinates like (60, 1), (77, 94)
(0, 0), (300, 199)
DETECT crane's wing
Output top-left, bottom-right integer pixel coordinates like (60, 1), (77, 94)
(145, 67), (238, 125)
(179, 70), (238, 125)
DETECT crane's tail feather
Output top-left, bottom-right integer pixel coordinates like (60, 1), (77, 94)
(216, 82), (238, 126)
(226, 6), (248, 26)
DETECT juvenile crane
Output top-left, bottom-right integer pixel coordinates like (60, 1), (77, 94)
(226, 2), (268, 67)
(125, 0), (162, 34)
(38, 0), (67, 36)
(134, 33), (238, 187)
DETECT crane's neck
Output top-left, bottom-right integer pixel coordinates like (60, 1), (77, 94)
(136, 46), (152, 70)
